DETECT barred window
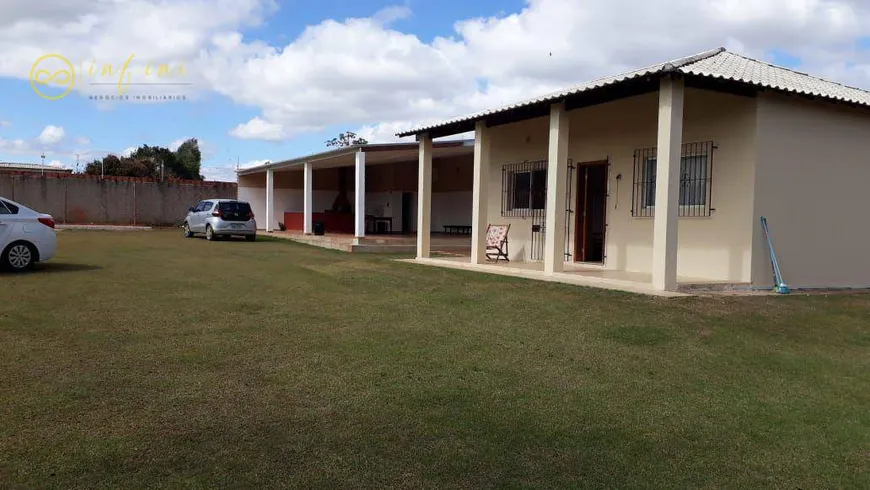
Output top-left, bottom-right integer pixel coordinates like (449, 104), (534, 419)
(502, 160), (547, 217)
(632, 141), (714, 217)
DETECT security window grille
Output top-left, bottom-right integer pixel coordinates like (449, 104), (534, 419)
(502, 160), (548, 217)
(632, 141), (714, 217)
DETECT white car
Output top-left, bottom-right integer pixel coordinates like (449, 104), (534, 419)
(0, 197), (57, 272)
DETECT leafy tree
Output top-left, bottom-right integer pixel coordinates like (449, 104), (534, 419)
(85, 155), (124, 176)
(82, 141), (203, 180)
(326, 131), (368, 148)
(174, 138), (203, 179)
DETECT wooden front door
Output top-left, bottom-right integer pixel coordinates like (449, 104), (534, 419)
(574, 161), (608, 263)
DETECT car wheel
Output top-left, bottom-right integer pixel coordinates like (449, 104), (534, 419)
(2, 241), (36, 272)
(205, 225), (216, 241)
(246, 235), (256, 242)
(182, 222), (193, 238)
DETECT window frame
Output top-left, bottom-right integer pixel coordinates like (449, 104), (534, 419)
(501, 159), (548, 218)
(631, 141), (715, 218)
(508, 169), (546, 212)
(640, 154), (710, 209)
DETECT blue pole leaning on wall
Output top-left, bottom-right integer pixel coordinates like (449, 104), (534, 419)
(761, 216), (790, 294)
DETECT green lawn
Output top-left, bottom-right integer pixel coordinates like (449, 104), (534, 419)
(2, 231), (869, 488)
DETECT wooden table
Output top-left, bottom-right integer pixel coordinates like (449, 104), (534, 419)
(366, 216), (393, 234)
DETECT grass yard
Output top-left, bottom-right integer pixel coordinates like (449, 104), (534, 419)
(2, 230), (869, 488)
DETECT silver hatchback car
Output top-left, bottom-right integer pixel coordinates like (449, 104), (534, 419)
(183, 199), (257, 241)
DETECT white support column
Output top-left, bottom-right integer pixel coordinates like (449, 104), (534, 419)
(652, 76), (685, 291)
(303, 162), (313, 234)
(471, 121), (491, 264)
(265, 168), (274, 232)
(416, 133), (433, 259)
(354, 151), (366, 238)
(544, 102), (570, 274)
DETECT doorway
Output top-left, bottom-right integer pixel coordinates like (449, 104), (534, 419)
(401, 192), (413, 234)
(575, 161), (608, 263)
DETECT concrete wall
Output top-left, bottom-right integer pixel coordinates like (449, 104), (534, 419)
(484, 88), (758, 282)
(0, 173), (236, 226)
(752, 93), (870, 288)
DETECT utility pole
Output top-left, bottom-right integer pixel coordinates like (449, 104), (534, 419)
(40, 152), (45, 175)
(75, 154), (80, 173)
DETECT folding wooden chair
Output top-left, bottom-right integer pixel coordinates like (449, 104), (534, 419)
(485, 224), (511, 262)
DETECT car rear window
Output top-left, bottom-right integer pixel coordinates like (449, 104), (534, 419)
(218, 202), (251, 214)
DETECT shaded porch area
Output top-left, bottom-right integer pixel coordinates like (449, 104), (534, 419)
(402, 256), (748, 296)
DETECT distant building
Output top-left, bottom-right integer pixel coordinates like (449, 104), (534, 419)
(0, 162), (73, 174)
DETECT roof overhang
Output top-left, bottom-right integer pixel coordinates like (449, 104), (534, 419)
(237, 140), (474, 176)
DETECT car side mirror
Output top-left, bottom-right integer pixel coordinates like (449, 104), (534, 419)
(188, 207), (195, 213)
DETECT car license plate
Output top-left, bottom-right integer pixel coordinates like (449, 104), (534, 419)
(232, 224), (244, 229)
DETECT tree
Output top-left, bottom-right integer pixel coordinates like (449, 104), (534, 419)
(325, 131), (368, 148)
(85, 154), (124, 176)
(81, 141), (203, 180)
(174, 138), (203, 180)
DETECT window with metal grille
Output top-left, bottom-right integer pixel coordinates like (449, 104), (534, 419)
(502, 159), (548, 217)
(632, 141), (714, 217)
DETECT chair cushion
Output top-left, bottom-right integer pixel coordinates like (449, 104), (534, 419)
(486, 225), (508, 247)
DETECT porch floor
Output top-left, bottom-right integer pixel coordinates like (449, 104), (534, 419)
(401, 256), (705, 297)
(267, 231), (471, 253)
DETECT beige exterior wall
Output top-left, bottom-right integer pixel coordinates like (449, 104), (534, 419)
(752, 93), (870, 288)
(485, 88), (758, 282)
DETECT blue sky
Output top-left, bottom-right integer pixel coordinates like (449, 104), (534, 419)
(0, 0), (525, 178)
(1, 0), (868, 180)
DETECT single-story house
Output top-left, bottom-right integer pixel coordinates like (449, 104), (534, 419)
(397, 47), (870, 293)
(237, 142), (474, 248)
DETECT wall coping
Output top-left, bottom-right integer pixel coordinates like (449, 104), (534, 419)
(0, 170), (236, 187)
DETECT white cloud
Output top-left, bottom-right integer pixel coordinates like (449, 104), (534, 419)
(38, 125), (65, 145)
(47, 159), (70, 169)
(0, 0), (275, 101)
(229, 117), (285, 141)
(198, 0), (870, 141)
(120, 146), (137, 157)
(0, 137), (30, 153)
(354, 121), (473, 144)
(355, 122), (413, 144)
(0, 127), (102, 168)
(5, 0), (870, 145)
(372, 5), (412, 25)
(169, 138), (188, 151)
(200, 158), (270, 182)
(0, 120), (10, 128)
